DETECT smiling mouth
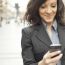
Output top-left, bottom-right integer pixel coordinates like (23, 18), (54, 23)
(45, 16), (53, 19)
(45, 13), (55, 17)
(45, 14), (54, 18)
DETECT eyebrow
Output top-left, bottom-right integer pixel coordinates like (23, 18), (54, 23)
(51, 3), (57, 6)
(51, 2), (57, 5)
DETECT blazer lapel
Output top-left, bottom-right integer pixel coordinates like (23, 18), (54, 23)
(35, 23), (65, 50)
(57, 24), (65, 51)
(35, 24), (52, 48)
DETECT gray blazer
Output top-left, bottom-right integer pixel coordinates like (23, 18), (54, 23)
(21, 23), (65, 65)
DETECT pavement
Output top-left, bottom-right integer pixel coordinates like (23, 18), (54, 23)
(0, 19), (27, 65)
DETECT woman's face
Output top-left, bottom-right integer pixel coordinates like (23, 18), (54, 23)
(39, 0), (57, 24)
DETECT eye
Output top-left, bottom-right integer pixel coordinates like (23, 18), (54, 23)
(51, 3), (57, 8)
(52, 5), (56, 8)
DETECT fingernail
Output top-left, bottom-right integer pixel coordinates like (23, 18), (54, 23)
(60, 54), (63, 56)
(58, 51), (61, 53)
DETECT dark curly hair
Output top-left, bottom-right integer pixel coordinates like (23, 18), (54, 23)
(24, 0), (65, 25)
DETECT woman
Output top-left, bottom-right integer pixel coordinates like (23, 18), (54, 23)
(21, 0), (65, 65)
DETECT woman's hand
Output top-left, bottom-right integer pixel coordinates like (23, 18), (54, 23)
(38, 51), (63, 65)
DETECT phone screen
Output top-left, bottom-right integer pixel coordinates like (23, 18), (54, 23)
(50, 44), (61, 52)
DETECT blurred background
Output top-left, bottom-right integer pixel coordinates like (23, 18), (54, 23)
(0, 0), (29, 65)
(0, 0), (65, 65)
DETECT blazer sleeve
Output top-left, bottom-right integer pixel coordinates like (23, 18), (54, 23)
(21, 28), (38, 65)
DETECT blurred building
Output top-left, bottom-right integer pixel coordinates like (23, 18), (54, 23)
(0, 0), (15, 22)
(0, 0), (30, 23)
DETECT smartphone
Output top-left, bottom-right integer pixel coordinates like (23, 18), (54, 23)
(50, 44), (61, 52)
(49, 44), (61, 58)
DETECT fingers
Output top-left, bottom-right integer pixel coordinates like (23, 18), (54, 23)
(49, 51), (61, 58)
(44, 51), (61, 59)
(49, 53), (63, 63)
(42, 51), (63, 65)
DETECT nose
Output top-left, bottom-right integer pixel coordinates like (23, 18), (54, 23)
(46, 7), (52, 14)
